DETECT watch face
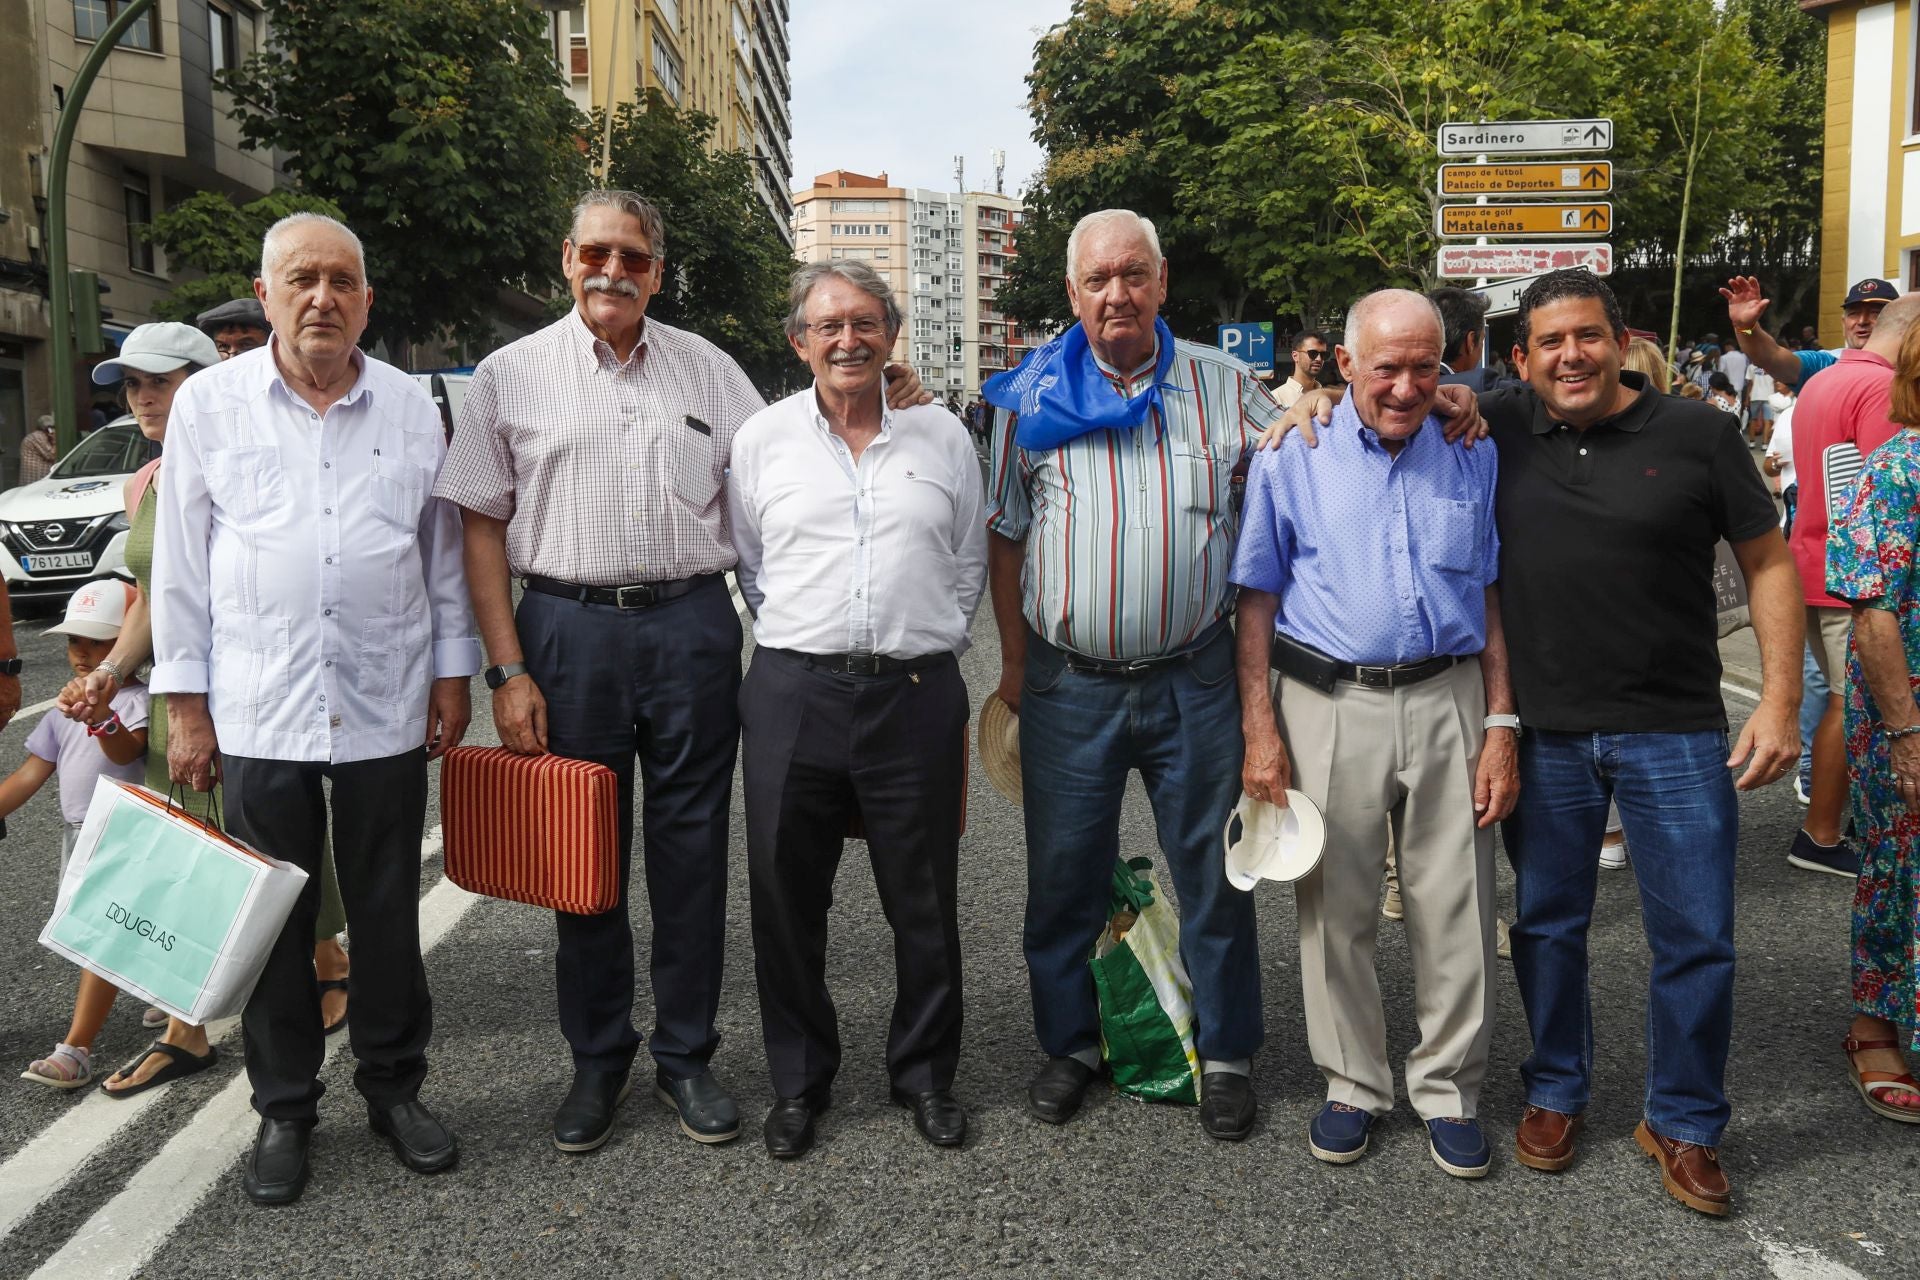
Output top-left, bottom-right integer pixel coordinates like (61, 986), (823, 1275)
(485, 667), (504, 689)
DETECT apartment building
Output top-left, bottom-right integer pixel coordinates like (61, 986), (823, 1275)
(1805, 0), (1920, 309)
(547, 0), (794, 240)
(791, 170), (1040, 400)
(0, 0), (276, 480)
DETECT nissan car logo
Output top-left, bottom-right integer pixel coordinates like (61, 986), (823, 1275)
(43, 523), (67, 543)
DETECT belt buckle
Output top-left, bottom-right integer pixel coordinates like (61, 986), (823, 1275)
(1121, 657), (1158, 677)
(1355, 665), (1392, 689)
(844, 653), (881, 676)
(615, 584), (655, 609)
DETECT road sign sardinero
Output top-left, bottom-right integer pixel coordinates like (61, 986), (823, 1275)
(1439, 161), (1612, 196)
(1435, 243), (1612, 279)
(1436, 118), (1613, 157)
(1438, 202), (1612, 239)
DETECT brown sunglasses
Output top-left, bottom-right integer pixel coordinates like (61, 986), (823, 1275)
(575, 243), (658, 272)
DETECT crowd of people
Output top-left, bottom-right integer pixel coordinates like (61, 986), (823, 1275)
(0, 195), (1913, 1225)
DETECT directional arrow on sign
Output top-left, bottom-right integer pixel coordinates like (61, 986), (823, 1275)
(1436, 118), (1614, 157)
(1436, 203), (1613, 239)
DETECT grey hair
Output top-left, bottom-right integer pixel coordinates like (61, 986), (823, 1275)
(784, 260), (903, 341)
(1065, 209), (1162, 280)
(1341, 289), (1446, 362)
(260, 213), (367, 282)
(570, 189), (665, 255)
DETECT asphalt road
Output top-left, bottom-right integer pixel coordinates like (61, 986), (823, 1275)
(0, 588), (1914, 1280)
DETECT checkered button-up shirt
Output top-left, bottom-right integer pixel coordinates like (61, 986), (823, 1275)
(435, 310), (766, 585)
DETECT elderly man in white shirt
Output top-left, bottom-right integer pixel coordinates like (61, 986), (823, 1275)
(728, 260), (986, 1160)
(152, 213), (481, 1206)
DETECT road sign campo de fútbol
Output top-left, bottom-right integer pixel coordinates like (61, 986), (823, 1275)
(1435, 243), (1612, 279)
(1438, 161), (1612, 196)
(1437, 203), (1612, 239)
(1436, 119), (1613, 157)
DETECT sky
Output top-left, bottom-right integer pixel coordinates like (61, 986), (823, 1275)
(786, 0), (1076, 198)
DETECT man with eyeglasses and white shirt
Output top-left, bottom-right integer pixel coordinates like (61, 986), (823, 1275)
(436, 189), (931, 1159)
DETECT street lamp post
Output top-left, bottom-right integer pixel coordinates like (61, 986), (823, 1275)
(47, 0), (158, 454)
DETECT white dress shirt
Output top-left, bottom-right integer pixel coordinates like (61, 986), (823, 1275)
(150, 342), (482, 764)
(728, 386), (987, 659)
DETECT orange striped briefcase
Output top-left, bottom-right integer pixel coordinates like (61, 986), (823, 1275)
(440, 747), (619, 915)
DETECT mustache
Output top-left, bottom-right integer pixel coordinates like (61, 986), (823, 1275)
(584, 275), (641, 298)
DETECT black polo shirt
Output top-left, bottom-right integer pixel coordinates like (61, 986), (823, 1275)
(1479, 371), (1779, 733)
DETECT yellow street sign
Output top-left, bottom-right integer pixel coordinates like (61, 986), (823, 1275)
(1437, 202), (1612, 239)
(1439, 161), (1612, 196)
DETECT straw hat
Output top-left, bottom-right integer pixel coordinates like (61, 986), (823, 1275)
(1223, 790), (1326, 889)
(977, 692), (1022, 805)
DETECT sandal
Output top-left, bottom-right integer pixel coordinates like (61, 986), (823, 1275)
(142, 1006), (169, 1030)
(318, 977), (349, 1036)
(1844, 1035), (1920, 1123)
(22, 1043), (93, 1090)
(101, 1040), (217, 1099)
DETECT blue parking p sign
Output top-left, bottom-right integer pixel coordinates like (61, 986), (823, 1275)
(1216, 322), (1274, 376)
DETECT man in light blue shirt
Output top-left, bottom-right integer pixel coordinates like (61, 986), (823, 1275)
(1232, 288), (1518, 1179)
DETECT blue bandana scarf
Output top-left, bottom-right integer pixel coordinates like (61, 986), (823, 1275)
(981, 317), (1185, 451)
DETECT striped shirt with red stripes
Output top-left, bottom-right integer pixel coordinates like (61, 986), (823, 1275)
(985, 336), (1283, 661)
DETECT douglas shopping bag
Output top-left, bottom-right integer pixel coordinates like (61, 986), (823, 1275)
(1090, 856), (1202, 1104)
(40, 779), (308, 1025)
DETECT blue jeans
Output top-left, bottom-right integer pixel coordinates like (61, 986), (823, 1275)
(1502, 729), (1738, 1146)
(1798, 644), (1828, 786)
(1019, 624), (1263, 1063)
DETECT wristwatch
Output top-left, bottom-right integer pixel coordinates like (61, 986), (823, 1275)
(0, 658), (21, 676)
(484, 661), (529, 690)
(1484, 713), (1522, 737)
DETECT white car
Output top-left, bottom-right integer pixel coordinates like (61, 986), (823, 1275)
(0, 417), (146, 597)
(411, 370), (471, 439)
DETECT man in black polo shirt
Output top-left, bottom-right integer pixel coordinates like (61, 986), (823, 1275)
(1270, 270), (1802, 1216)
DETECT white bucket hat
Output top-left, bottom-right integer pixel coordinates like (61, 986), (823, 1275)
(1223, 790), (1326, 889)
(90, 322), (220, 385)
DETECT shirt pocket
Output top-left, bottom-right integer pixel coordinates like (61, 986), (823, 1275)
(211, 614), (292, 714)
(1172, 447), (1224, 516)
(670, 419), (722, 513)
(1422, 499), (1482, 574)
(360, 613), (429, 710)
(368, 454), (427, 531)
(204, 446), (286, 523)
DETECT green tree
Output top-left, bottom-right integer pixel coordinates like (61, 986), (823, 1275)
(144, 190), (345, 322)
(219, 0), (587, 354)
(597, 92), (794, 389)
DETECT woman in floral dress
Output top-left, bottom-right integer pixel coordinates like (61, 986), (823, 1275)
(1826, 320), (1920, 1123)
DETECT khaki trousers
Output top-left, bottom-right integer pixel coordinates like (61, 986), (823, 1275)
(1276, 660), (1496, 1119)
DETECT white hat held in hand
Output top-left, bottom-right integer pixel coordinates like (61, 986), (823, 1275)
(1223, 790), (1326, 889)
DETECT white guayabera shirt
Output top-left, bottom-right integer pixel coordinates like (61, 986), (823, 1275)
(149, 340), (482, 764)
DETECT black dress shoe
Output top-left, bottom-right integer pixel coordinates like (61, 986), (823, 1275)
(552, 1065), (633, 1154)
(1026, 1057), (1100, 1125)
(763, 1092), (830, 1160)
(368, 1099), (459, 1173)
(891, 1087), (967, 1147)
(1199, 1072), (1256, 1141)
(243, 1117), (314, 1206)
(654, 1067), (740, 1143)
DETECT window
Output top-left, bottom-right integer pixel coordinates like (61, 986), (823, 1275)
(208, 3), (237, 73)
(873, 247), (889, 260)
(123, 171), (154, 273)
(651, 33), (682, 103)
(654, 0), (679, 34)
(74, 0), (158, 51)
(832, 199), (889, 213)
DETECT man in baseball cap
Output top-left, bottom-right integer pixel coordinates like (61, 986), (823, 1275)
(195, 297), (271, 360)
(1722, 275), (1896, 391)
(89, 322), (220, 385)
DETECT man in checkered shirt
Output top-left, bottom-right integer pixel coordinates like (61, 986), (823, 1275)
(436, 189), (928, 1156)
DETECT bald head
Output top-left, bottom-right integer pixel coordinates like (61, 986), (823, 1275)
(1336, 289), (1447, 444)
(1866, 293), (1920, 357)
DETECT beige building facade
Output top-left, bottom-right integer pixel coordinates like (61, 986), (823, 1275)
(0, 0), (276, 482)
(547, 0), (793, 240)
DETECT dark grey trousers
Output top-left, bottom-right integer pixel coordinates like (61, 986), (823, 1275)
(740, 647), (968, 1100)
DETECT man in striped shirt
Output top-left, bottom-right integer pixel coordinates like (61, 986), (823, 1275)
(984, 209), (1281, 1140)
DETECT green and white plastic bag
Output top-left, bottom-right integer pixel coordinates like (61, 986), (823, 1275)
(1090, 856), (1201, 1104)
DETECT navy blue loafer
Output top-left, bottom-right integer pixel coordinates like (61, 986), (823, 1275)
(1308, 1101), (1375, 1164)
(1427, 1116), (1492, 1178)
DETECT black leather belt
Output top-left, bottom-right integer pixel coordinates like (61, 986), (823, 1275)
(768, 648), (953, 676)
(1270, 631), (1460, 693)
(1050, 620), (1228, 679)
(523, 573), (714, 609)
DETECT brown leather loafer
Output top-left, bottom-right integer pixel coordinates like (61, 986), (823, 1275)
(1514, 1104), (1583, 1171)
(1634, 1121), (1730, 1216)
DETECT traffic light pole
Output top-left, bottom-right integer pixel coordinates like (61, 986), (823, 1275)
(47, 0), (157, 455)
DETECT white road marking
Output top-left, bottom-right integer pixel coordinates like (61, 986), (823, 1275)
(1721, 679), (1762, 703)
(1746, 1226), (1873, 1280)
(15, 696), (59, 719)
(2, 828), (457, 1263)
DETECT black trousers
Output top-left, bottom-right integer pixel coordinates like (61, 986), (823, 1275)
(224, 748), (430, 1122)
(740, 647), (968, 1100)
(517, 578), (742, 1077)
